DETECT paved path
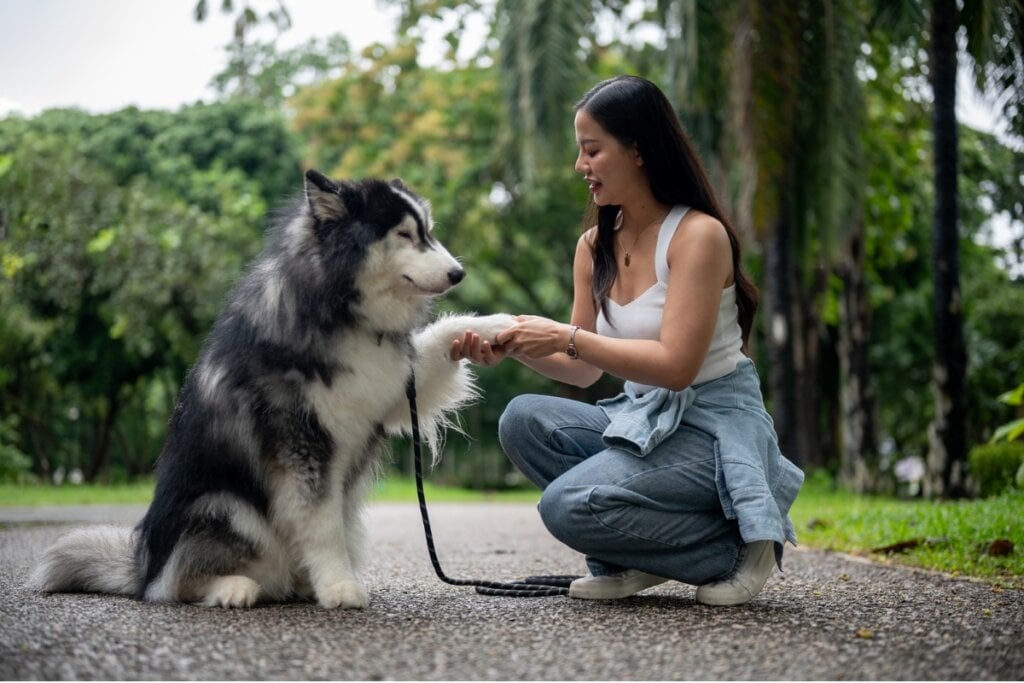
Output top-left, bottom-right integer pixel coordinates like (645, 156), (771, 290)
(1, 502), (1021, 680)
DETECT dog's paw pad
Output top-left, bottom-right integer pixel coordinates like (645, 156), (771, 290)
(317, 580), (368, 609)
(201, 575), (260, 608)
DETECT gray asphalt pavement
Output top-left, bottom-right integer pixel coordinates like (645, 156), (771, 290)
(1, 501), (1021, 680)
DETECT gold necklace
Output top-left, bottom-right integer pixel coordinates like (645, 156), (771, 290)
(618, 213), (665, 268)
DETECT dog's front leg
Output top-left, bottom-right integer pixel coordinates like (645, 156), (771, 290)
(302, 503), (368, 609)
(277, 475), (368, 609)
(382, 314), (516, 448)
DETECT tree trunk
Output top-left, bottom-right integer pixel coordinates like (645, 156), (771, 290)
(924, 0), (968, 498)
(793, 264), (830, 470)
(765, 203), (800, 465)
(837, 224), (879, 492)
(85, 391), (120, 482)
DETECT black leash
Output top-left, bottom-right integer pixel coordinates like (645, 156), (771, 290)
(407, 374), (578, 597)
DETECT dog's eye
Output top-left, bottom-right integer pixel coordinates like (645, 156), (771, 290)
(397, 231), (415, 241)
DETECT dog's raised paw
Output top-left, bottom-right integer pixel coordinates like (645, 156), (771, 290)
(317, 579), (369, 609)
(471, 313), (517, 343)
(201, 575), (260, 608)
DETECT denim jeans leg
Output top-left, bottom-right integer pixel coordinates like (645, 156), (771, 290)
(498, 394), (610, 489)
(498, 394), (624, 575)
(538, 424), (744, 585)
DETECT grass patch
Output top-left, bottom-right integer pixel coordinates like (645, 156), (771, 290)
(2, 473), (1020, 588)
(0, 477), (538, 507)
(369, 478), (540, 504)
(0, 480), (156, 506)
(789, 472), (1024, 588)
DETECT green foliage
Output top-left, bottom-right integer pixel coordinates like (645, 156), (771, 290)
(0, 416), (32, 484)
(990, 382), (1024, 443)
(2, 2), (1023, 495)
(969, 441), (1024, 496)
(858, 39), (1024, 461)
(0, 103), (301, 481)
(210, 34), (351, 106)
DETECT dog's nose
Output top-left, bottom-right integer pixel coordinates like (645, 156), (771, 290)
(448, 268), (465, 286)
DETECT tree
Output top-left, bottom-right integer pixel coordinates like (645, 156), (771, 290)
(0, 104), (300, 481)
(873, 0), (1024, 496)
(925, 0), (970, 497)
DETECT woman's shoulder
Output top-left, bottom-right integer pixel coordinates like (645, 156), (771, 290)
(671, 209), (729, 251)
(665, 209), (733, 284)
(579, 225), (599, 250)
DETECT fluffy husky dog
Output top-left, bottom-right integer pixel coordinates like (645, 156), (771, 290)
(32, 170), (513, 609)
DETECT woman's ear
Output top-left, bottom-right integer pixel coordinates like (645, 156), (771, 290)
(633, 144), (643, 166)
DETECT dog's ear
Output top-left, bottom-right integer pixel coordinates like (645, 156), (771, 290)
(305, 170), (361, 222)
(389, 177), (408, 192)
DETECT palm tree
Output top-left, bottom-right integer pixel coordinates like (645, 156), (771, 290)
(873, 0), (1023, 497)
(925, 0), (969, 497)
(495, 0), (594, 187)
(493, 0), (868, 471)
(729, 0), (865, 469)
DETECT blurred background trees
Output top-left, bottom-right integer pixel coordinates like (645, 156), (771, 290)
(1, 0), (1021, 497)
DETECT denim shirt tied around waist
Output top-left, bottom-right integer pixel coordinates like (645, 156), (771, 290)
(596, 359), (803, 566)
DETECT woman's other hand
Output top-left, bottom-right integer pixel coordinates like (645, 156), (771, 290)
(449, 330), (509, 366)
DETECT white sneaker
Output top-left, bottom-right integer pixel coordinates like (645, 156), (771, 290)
(695, 540), (776, 606)
(568, 569), (669, 600)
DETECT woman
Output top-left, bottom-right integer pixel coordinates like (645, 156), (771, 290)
(451, 75), (803, 604)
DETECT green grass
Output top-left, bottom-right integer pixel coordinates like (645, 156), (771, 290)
(2, 473), (1020, 588)
(789, 472), (1024, 588)
(0, 480), (157, 506)
(369, 478), (541, 503)
(0, 478), (538, 507)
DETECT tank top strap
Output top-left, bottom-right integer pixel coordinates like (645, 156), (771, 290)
(655, 205), (690, 284)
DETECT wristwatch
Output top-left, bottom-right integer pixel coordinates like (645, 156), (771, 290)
(566, 325), (580, 360)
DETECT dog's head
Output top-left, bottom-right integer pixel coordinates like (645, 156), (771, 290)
(303, 170), (464, 299)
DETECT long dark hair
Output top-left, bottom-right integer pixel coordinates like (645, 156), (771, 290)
(575, 75), (759, 347)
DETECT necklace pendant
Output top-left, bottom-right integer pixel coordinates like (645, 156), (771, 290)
(624, 253), (631, 267)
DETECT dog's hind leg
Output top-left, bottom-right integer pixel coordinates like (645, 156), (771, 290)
(160, 493), (287, 608)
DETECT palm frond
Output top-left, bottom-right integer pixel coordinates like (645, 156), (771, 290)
(497, 0), (594, 186)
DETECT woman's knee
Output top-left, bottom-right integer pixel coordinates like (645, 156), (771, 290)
(497, 394), (543, 454)
(538, 479), (592, 545)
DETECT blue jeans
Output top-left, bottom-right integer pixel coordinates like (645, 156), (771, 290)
(499, 394), (745, 584)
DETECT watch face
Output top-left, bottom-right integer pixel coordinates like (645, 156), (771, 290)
(566, 346), (578, 359)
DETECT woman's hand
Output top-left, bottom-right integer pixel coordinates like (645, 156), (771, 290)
(448, 330), (509, 366)
(496, 316), (572, 359)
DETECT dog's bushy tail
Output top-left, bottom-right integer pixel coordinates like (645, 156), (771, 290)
(30, 526), (138, 596)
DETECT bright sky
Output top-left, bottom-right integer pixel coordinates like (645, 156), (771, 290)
(1, 1), (1017, 265)
(0, 0), (401, 116)
(0, 0), (1009, 131)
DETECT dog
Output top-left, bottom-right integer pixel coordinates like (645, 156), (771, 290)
(31, 170), (514, 609)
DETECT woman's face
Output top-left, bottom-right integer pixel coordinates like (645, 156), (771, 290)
(573, 109), (645, 207)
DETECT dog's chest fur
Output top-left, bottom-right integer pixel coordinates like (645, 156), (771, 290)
(304, 329), (412, 453)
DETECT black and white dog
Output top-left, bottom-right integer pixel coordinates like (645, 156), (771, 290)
(32, 170), (513, 608)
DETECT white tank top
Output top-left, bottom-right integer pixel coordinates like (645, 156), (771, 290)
(595, 205), (745, 393)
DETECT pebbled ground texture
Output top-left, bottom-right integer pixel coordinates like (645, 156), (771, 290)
(1, 502), (1021, 680)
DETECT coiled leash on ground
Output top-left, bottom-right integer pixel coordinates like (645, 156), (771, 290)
(407, 374), (579, 597)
